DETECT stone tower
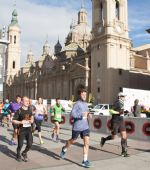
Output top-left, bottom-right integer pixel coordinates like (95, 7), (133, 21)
(5, 8), (21, 84)
(91, 0), (131, 104)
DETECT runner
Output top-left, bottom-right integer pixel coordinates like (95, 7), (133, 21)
(0, 99), (4, 126)
(34, 97), (47, 144)
(1, 99), (10, 127)
(9, 95), (22, 145)
(100, 92), (129, 157)
(60, 88), (92, 168)
(51, 98), (65, 142)
(12, 96), (33, 162)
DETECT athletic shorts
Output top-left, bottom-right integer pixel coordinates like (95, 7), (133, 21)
(111, 118), (126, 135)
(72, 129), (90, 140)
(12, 123), (18, 130)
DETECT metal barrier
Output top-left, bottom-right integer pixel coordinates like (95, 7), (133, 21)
(43, 113), (150, 141)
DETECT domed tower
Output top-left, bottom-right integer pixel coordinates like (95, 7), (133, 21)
(65, 3), (91, 49)
(27, 48), (34, 63)
(54, 39), (62, 54)
(6, 8), (21, 83)
(43, 40), (50, 56)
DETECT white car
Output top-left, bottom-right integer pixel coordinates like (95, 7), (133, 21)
(90, 104), (112, 116)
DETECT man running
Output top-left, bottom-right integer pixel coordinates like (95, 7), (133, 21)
(60, 88), (92, 168)
(100, 92), (129, 157)
(51, 98), (65, 142)
(12, 96), (33, 162)
(9, 95), (22, 145)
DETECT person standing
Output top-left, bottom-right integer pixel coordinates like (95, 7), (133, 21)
(9, 95), (22, 145)
(12, 96), (33, 162)
(60, 88), (92, 168)
(34, 97), (47, 144)
(131, 99), (141, 117)
(100, 92), (129, 157)
(51, 98), (65, 142)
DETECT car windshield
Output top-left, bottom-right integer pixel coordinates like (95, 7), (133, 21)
(94, 105), (103, 109)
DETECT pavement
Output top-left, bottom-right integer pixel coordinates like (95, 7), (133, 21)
(0, 124), (150, 170)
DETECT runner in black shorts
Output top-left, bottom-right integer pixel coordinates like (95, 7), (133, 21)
(100, 92), (129, 157)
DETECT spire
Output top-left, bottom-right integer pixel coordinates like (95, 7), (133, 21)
(43, 37), (50, 55)
(81, 0), (84, 9)
(78, 0), (87, 25)
(27, 46), (34, 63)
(54, 36), (62, 54)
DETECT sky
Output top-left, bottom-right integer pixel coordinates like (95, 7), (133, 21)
(0, 0), (150, 66)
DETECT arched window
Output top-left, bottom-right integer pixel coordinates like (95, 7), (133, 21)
(14, 35), (16, 44)
(116, 0), (120, 20)
(100, 2), (103, 20)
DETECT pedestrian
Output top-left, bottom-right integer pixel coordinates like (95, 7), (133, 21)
(60, 88), (92, 168)
(51, 98), (65, 142)
(9, 95), (22, 145)
(2, 99), (10, 127)
(100, 92), (129, 157)
(34, 97), (47, 144)
(12, 96), (33, 162)
(29, 99), (36, 133)
(0, 99), (4, 126)
(131, 99), (141, 117)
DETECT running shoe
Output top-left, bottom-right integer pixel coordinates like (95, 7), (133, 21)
(100, 137), (105, 147)
(56, 135), (60, 143)
(10, 140), (17, 145)
(82, 160), (92, 168)
(121, 151), (130, 157)
(16, 155), (22, 162)
(22, 152), (28, 162)
(40, 140), (44, 145)
(51, 133), (54, 140)
(60, 147), (66, 159)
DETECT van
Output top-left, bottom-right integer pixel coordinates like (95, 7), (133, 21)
(90, 104), (112, 116)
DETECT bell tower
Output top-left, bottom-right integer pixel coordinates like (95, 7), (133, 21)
(91, 0), (131, 103)
(5, 8), (21, 84)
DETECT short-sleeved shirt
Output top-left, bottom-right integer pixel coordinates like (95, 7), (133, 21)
(13, 107), (32, 129)
(71, 99), (89, 131)
(112, 99), (124, 120)
(9, 102), (22, 113)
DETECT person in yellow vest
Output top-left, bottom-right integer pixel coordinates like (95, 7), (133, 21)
(51, 98), (65, 142)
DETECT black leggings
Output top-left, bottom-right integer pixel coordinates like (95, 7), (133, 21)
(17, 128), (33, 156)
(34, 119), (43, 132)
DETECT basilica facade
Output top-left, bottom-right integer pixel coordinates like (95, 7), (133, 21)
(3, 0), (150, 104)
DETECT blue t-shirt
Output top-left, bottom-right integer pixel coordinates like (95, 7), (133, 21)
(71, 99), (89, 131)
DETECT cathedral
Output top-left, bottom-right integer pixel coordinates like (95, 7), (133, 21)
(3, 0), (150, 104)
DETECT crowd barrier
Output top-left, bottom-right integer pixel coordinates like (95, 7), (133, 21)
(43, 114), (150, 141)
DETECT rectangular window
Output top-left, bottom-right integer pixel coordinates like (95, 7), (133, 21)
(98, 87), (100, 93)
(13, 61), (15, 69)
(14, 35), (16, 44)
(98, 62), (100, 68)
(118, 69), (122, 75)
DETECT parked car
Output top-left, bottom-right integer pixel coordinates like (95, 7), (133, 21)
(90, 104), (112, 116)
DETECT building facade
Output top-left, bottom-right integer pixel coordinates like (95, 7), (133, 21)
(3, 0), (150, 104)
(4, 5), (91, 101)
(91, 0), (150, 104)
